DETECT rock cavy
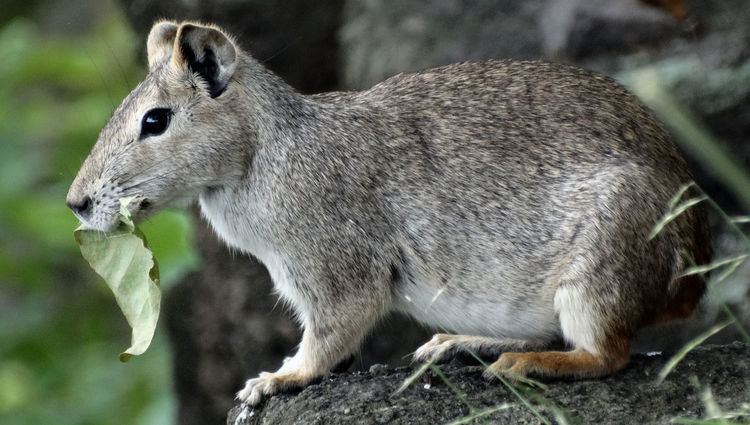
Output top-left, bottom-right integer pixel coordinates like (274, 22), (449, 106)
(67, 21), (710, 405)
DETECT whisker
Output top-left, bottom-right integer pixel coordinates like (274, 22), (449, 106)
(105, 39), (133, 90)
(86, 50), (116, 113)
(101, 141), (141, 178)
(118, 139), (139, 155)
(119, 158), (206, 192)
(115, 156), (179, 186)
(120, 168), (179, 192)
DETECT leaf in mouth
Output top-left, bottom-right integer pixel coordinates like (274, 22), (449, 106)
(74, 197), (161, 362)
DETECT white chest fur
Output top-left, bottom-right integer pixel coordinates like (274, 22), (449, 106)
(198, 192), (307, 322)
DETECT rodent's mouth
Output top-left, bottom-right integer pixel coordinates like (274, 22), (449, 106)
(138, 198), (152, 211)
(126, 197), (155, 224)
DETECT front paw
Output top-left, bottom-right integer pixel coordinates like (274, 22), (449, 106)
(236, 371), (312, 406)
(414, 333), (458, 363)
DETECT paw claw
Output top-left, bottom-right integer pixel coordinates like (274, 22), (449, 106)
(236, 374), (278, 406)
(236, 370), (313, 406)
(484, 353), (529, 381)
(413, 334), (456, 363)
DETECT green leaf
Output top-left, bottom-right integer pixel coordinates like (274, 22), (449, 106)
(74, 198), (160, 362)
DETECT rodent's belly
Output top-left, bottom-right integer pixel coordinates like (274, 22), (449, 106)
(394, 282), (560, 341)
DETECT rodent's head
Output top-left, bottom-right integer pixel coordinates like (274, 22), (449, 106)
(67, 21), (250, 231)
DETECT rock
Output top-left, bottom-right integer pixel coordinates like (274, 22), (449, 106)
(540, 0), (681, 58)
(228, 343), (750, 424)
(339, 0), (686, 89)
(368, 363), (389, 376)
(340, 0), (546, 90)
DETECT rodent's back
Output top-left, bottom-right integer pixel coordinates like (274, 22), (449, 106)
(347, 60), (690, 235)
(363, 60), (682, 169)
(333, 60), (707, 328)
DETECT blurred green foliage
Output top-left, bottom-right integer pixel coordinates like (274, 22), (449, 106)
(0, 8), (198, 425)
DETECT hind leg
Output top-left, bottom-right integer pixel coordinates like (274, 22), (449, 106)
(484, 284), (632, 379)
(414, 334), (549, 363)
(482, 167), (693, 379)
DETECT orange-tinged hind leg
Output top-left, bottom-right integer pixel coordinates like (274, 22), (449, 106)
(483, 343), (630, 380)
(484, 282), (633, 380)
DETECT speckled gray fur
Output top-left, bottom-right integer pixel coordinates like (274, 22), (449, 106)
(67, 21), (710, 405)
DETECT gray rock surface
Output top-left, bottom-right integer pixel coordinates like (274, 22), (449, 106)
(340, 0), (545, 89)
(540, 0), (682, 59)
(228, 343), (750, 424)
(339, 0), (688, 89)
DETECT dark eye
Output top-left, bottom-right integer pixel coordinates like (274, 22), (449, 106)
(140, 108), (172, 139)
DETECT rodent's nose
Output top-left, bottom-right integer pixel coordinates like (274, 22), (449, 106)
(67, 195), (92, 217)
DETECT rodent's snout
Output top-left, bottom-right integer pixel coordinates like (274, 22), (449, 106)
(66, 195), (92, 219)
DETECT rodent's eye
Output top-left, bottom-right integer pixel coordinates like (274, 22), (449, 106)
(140, 108), (172, 139)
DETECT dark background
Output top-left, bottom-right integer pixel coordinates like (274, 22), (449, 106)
(1, 1), (749, 424)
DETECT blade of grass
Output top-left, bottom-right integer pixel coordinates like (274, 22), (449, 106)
(445, 404), (513, 425)
(430, 364), (476, 411)
(681, 245), (750, 347)
(678, 254), (748, 277)
(657, 319), (733, 384)
(629, 69), (750, 211)
(710, 257), (746, 286)
(393, 359), (434, 395)
(700, 386), (727, 425)
(721, 305), (750, 343)
(668, 182), (696, 210)
(464, 350), (552, 425)
(650, 196), (708, 240)
(702, 194), (750, 246)
(671, 419), (736, 425)
(729, 216), (750, 224)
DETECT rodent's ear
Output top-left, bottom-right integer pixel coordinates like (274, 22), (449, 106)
(173, 23), (237, 98)
(147, 20), (179, 70)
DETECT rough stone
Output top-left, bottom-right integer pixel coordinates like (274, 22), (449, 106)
(340, 0), (546, 90)
(228, 343), (750, 425)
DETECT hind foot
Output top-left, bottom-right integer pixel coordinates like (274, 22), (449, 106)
(482, 348), (630, 380)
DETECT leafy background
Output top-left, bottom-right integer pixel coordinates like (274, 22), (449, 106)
(0, 1), (197, 424)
